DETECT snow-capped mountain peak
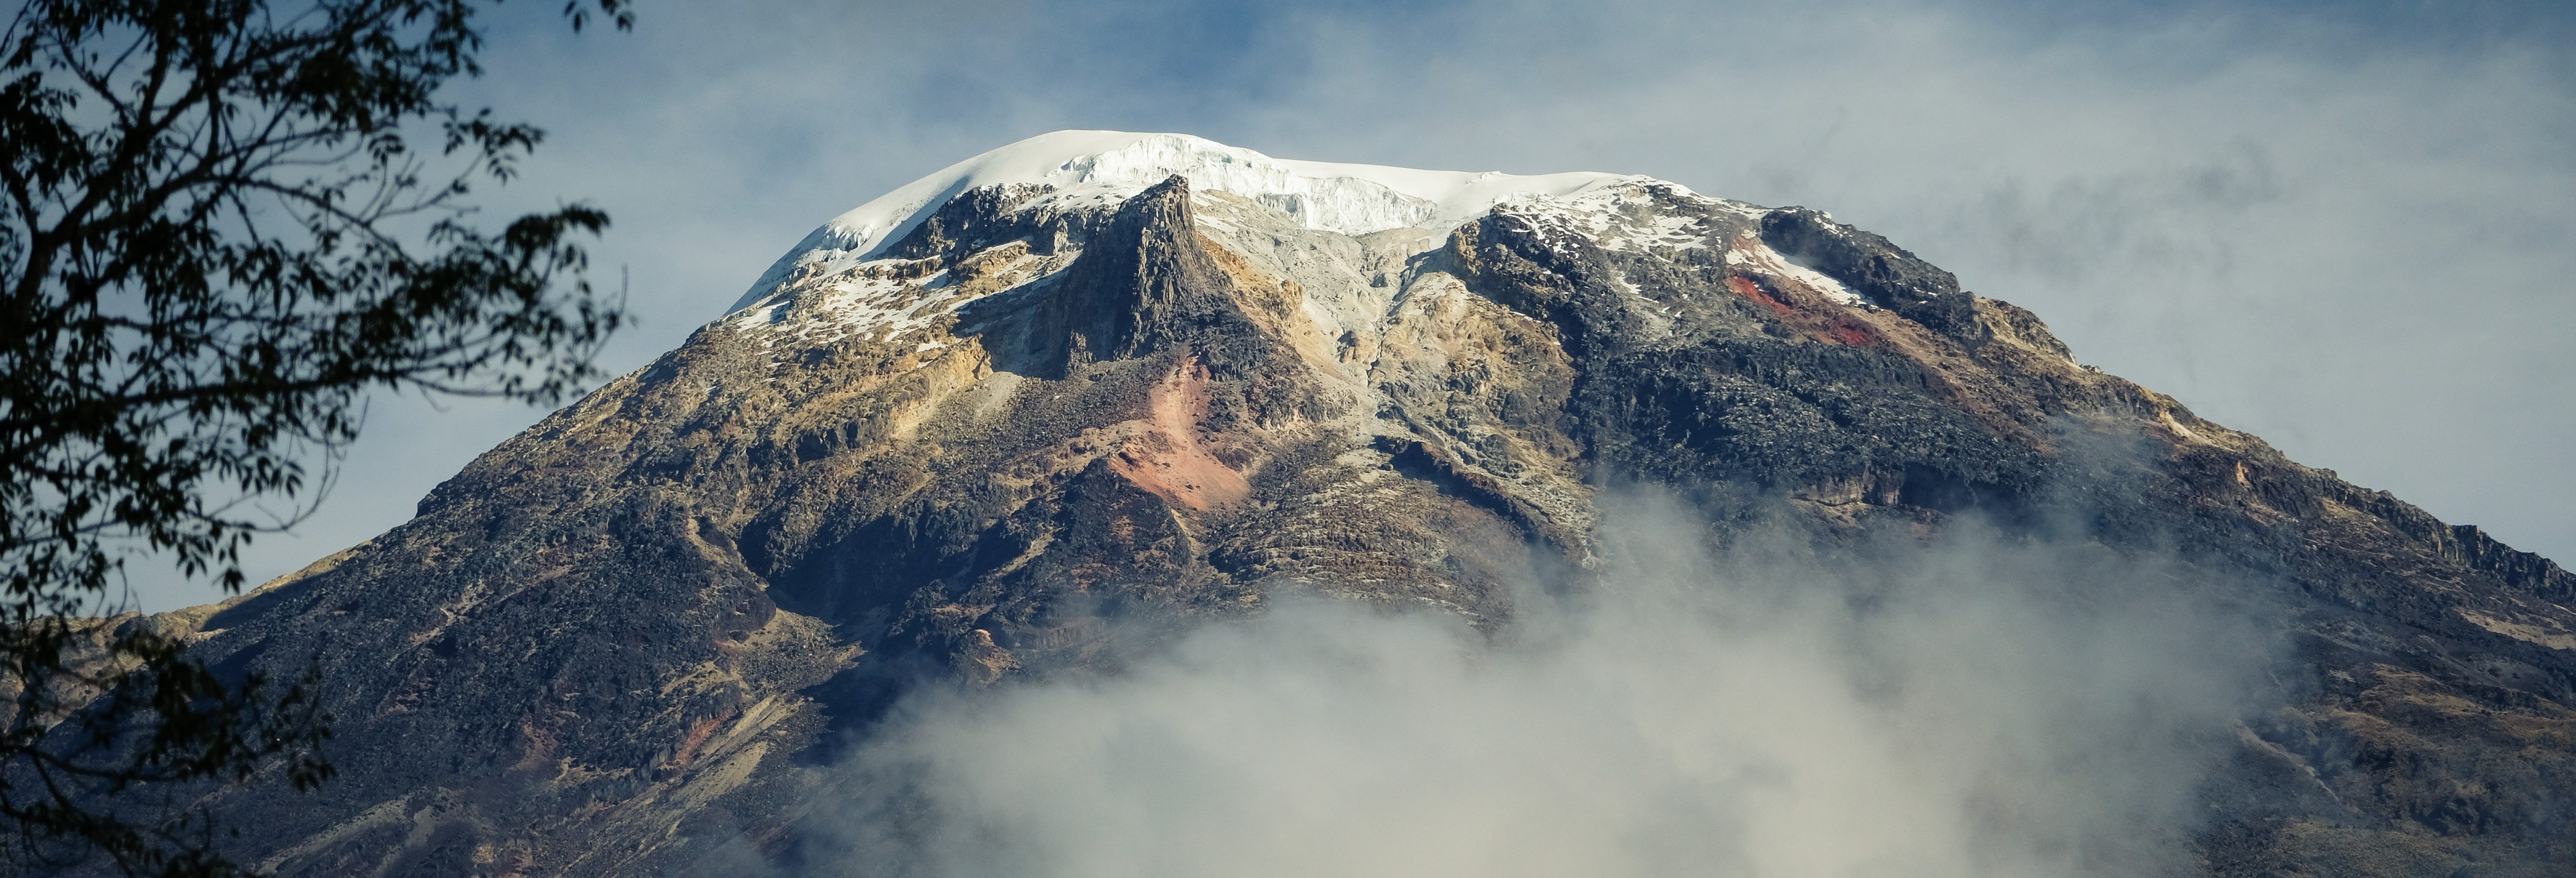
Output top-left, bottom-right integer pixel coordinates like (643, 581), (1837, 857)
(731, 131), (1662, 312)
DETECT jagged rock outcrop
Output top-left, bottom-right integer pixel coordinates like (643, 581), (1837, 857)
(58, 132), (2574, 877)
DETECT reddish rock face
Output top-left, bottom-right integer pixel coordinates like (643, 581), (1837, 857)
(95, 158), (2575, 878)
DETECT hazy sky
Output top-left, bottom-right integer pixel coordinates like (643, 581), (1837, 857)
(124, 0), (2576, 611)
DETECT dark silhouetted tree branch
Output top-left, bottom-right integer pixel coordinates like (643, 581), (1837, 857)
(0, 2), (630, 875)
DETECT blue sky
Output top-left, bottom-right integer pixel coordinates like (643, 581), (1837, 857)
(120, 0), (2576, 609)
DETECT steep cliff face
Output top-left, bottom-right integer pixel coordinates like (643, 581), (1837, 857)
(107, 133), (2574, 876)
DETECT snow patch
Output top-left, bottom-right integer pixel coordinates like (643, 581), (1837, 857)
(1725, 237), (1872, 309)
(731, 248), (1060, 349)
(1487, 182), (1732, 254)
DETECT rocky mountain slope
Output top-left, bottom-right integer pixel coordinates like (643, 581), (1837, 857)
(72, 132), (2576, 876)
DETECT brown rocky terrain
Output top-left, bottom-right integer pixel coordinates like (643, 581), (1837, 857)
(31, 136), (2576, 877)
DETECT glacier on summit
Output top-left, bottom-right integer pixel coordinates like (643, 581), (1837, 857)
(722, 130), (1901, 366)
(731, 131), (1678, 313)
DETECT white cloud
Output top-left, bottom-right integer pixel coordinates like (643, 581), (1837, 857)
(783, 496), (2265, 877)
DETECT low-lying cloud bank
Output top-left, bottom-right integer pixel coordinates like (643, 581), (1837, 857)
(741, 493), (2270, 877)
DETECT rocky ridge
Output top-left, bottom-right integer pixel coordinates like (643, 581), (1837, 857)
(55, 133), (2576, 877)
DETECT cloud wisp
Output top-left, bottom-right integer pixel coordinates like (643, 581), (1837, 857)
(766, 494), (2269, 878)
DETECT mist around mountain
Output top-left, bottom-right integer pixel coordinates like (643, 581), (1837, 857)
(30, 132), (2573, 878)
(740, 490), (2276, 878)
